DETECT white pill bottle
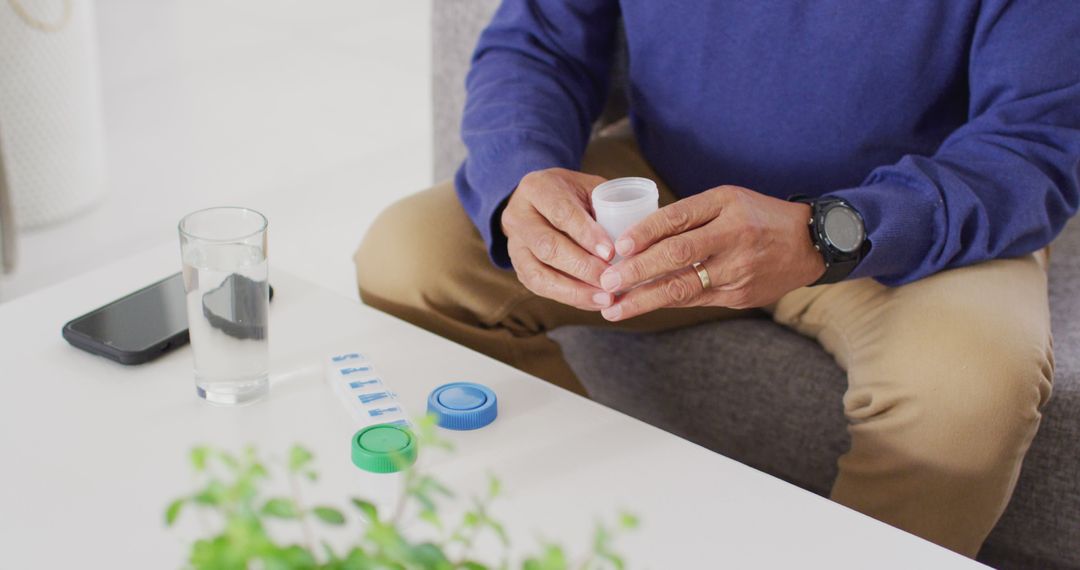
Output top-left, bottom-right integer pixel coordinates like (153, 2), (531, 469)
(591, 177), (659, 258)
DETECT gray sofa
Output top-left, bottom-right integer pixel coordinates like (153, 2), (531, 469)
(431, 2), (1080, 568)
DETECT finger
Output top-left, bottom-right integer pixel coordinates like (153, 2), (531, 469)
(615, 190), (727, 257)
(531, 194), (615, 261)
(672, 258), (760, 309)
(509, 241), (614, 310)
(600, 264), (710, 321)
(600, 223), (729, 292)
(520, 210), (609, 287)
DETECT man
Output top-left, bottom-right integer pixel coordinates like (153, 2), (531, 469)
(356, 0), (1080, 557)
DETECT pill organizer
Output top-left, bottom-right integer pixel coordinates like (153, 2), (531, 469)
(325, 352), (500, 475)
(324, 351), (411, 429)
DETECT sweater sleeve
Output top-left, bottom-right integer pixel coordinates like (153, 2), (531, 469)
(827, 0), (1080, 285)
(454, 0), (621, 268)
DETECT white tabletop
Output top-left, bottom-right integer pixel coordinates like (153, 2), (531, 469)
(0, 244), (984, 568)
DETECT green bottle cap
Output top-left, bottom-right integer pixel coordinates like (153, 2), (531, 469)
(350, 424), (417, 473)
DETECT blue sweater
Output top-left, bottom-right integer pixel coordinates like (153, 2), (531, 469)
(455, 0), (1080, 285)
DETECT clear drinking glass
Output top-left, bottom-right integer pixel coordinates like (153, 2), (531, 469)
(178, 207), (269, 405)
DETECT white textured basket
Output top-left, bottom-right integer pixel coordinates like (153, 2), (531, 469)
(0, 0), (106, 229)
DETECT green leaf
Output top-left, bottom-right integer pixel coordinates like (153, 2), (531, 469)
(321, 541), (340, 563)
(340, 546), (372, 568)
(261, 498), (299, 518)
(591, 519), (628, 570)
(405, 542), (450, 567)
(365, 522), (409, 561)
(232, 475), (261, 505)
(417, 413), (455, 451)
(487, 475), (501, 499)
(192, 481), (227, 506)
(289, 445), (314, 472)
(218, 450), (240, 471)
(460, 562), (489, 570)
(250, 462), (269, 479)
(164, 498), (185, 526)
(418, 509), (442, 530)
(522, 545), (566, 570)
(593, 524), (611, 552)
(312, 506), (346, 525)
(598, 552), (625, 570)
(189, 536), (235, 568)
(487, 519), (510, 547)
(265, 544), (318, 569)
(412, 474), (452, 496)
(618, 512), (640, 530)
(412, 491), (437, 514)
(190, 447), (209, 471)
(427, 477), (454, 499)
(350, 498), (378, 522)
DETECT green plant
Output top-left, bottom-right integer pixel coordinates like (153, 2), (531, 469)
(165, 417), (637, 569)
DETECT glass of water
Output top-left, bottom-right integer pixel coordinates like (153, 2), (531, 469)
(179, 207), (269, 405)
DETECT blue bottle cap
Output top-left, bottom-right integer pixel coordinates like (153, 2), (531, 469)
(427, 382), (498, 430)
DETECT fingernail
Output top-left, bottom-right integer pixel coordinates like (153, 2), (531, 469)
(595, 243), (612, 260)
(615, 238), (634, 256)
(601, 304), (622, 321)
(592, 292), (613, 307)
(600, 269), (621, 292)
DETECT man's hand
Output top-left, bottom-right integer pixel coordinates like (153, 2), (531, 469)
(502, 168), (617, 311)
(598, 185), (826, 321)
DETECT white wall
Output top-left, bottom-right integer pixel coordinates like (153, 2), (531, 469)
(0, 0), (433, 302)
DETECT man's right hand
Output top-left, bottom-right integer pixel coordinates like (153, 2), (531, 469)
(501, 168), (616, 311)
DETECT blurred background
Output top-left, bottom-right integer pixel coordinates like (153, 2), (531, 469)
(0, 0), (433, 302)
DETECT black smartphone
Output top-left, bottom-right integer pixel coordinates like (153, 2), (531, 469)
(62, 272), (273, 365)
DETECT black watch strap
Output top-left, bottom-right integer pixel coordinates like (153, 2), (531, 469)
(814, 256), (859, 286)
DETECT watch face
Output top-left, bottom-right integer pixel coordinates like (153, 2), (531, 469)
(823, 206), (864, 253)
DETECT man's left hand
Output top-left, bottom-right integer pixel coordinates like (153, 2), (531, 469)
(598, 185), (826, 321)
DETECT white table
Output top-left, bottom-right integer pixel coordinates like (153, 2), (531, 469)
(0, 244), (985, 568)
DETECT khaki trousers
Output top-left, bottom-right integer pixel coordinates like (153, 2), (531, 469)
(354, 130), (1053, 558)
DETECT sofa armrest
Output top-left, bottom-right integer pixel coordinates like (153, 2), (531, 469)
(431, 0), (501, 183)
(1049, 216), (1080, 384)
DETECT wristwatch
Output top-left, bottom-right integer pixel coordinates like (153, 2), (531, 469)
(793, 196), (870, 286)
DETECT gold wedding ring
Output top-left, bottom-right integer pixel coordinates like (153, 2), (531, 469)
(692, 261), (711, 290)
